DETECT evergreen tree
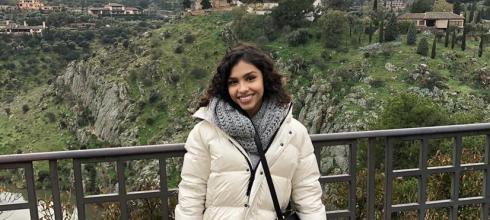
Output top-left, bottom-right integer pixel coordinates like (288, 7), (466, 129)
(417, 37), (429, 56)
(451, 28), (456, 49)
(433, 0), (453, 12)
(479, 35), (484, 57)
(461, 25), (466, 51)
(384, 12), (398, 42)
(378, 12), (384, 43)
(469, 1), (476, 23)
(411, 0), (433, 13)
(320, 10), (348, 49)
(271, 0), (314, 29)
(367, 22), (375, 43)
(407, 23), (417, 45)
(444, 27), (450, 47)
(474, 10), (482, 23)
(201, 0), (212, 9)
(453, 2), (463, 15)
(431, 36), (437, 58)
(183, 0), (192, 9)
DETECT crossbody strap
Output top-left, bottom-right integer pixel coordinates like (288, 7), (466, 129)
(253, 128), (285, 220)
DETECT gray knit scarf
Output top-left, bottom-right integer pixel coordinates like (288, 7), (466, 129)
(209, 97), (290, 169)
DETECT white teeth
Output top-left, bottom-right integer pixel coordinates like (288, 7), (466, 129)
(239, 95), (252, 102)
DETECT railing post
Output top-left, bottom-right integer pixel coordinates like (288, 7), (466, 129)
(349, 141), (357, 219)
(482, 134), (490, 220)
(384, 138), (393, 220)
(160, 157), (170, 220)
(25, 162), (39, 220)
(49, 160), (63, 220)
(117, 159), (128, 219)
(367, 138), (376, 220)
(450, 135), (462, 220)
(418, 138), (428, 220)
(74, 159), (86, 220)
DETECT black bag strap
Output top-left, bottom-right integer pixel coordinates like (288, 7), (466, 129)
(253, 128), (285, 220)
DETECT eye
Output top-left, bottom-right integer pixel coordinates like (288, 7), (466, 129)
(227, 79), (238, 86)
(245, 75), (256, 81)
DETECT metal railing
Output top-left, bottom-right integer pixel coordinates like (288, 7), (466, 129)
(1, 123), (490, 219)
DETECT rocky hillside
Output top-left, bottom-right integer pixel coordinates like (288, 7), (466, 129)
(1, 11), (490, 156)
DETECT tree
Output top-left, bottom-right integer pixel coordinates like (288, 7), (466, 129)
(417, 37), (429, 56)
(373, 0), (377, 11)
(461, 25), (466, 51)
(478, 35), (484, 57)
(407, 23), (417, 45)
(433, 0), (453, 12)
(453, 2), (463, 15)
(326, 0), (352, 10)
(444, 27), (450, 47)
(431, 36), (437, 58)
(469, 1), (476, 23)
(201, 0), (212, 9)
(378, 12), (384, 43)
(410, 0), (433, 13)
(372, 92), (449, 130)
(271, 0), (314, 29)
(320, 10), (347, 49)
(451, 28), (456, 49)
(384, 12), (398, 42)
(183, 0), (191, 9)
(474, 10), (482, 23)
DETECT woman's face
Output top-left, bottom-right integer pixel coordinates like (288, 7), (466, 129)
(227, 60), (264, 117)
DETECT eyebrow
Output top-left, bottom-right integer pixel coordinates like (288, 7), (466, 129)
(229, 71), (256, 80)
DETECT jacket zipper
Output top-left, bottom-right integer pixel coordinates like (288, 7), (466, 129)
(228, 139), (255, 197)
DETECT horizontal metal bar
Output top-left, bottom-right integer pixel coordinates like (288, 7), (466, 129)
(458, 196), (486, 205)
(0, 144), (185, 164)
(0, 203), (29, 211)
(425, 199), (453, 208)
(310, 123), (490, 142)
(392, 203), (420, 212)
(393, 168), (420, 177)
(84, 193), (119, 203)
(325, 209), (351, 218)
(0, 163), (24, 169)
(461, 163), (486, 171)
(319, 174), (351, 183)
(126, 190), (162, 200)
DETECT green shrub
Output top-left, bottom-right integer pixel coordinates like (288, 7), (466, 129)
(286, 28), (310, 46)
(22, 104), (30, 113)
(190, 68), (207, 79)
(174, 45), (184, 54)
(416, 37), (429, 56)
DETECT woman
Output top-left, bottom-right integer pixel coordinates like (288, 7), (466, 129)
(175, 44), (326, 220)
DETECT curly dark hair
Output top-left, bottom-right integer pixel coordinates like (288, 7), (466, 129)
(198, 44), (291, 109)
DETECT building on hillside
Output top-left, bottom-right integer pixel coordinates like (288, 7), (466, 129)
(398, 12), (465, 29)
(385, 0), (407, 11)
(0, 20), (46, 35)
(246, 2), (278, 15)
(16, 0), (64, 12)
(88, 3), (141, 16)
(192, 0), (233, 10)
(16, 0), (43, 10)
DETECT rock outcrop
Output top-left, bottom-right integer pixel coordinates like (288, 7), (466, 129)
(54, 55), (137, 146)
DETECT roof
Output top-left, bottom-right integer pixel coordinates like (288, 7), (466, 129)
(106, 3), (124, 6)
(399, 12), (464, 20)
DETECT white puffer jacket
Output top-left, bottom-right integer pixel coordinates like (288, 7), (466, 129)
(175, 106), (326, 220)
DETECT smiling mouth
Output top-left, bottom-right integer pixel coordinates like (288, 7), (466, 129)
(238, 94), (253, 103)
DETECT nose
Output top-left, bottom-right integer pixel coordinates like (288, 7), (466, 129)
(237, 81), (248, 93)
